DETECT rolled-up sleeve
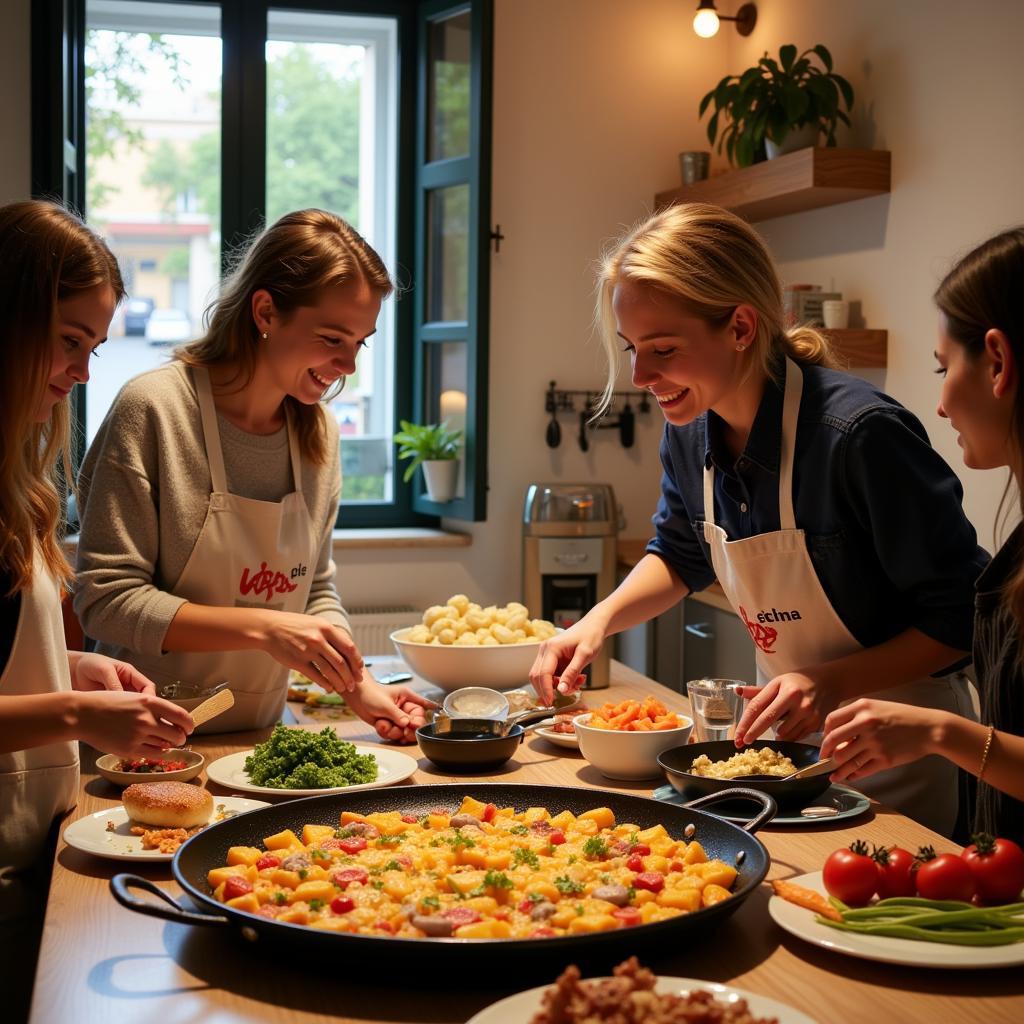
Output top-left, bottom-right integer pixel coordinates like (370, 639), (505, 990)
(646, 431), (717, 594)
(839, 407), (988, 653)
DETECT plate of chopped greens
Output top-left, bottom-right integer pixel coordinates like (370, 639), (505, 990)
(206, 724), (418, 796)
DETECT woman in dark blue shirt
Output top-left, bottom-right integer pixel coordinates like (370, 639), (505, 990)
(822, 227), (1024, 843)
(530, 202), (986, 835)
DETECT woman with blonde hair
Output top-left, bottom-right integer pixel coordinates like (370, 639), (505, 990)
(531, 202), (986, 835)
(822, 227), (1024, 842)
(76, 209), (433, 738)
(0, 200), (194, 1018)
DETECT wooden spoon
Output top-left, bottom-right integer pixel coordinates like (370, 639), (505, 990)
(189, 688), (235, 728)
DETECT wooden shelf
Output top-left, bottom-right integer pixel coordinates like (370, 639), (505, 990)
(655, 147), (891, 222)
(823, 328), (887, 368)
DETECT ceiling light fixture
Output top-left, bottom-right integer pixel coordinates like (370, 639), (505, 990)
(693, 1), (757, 39)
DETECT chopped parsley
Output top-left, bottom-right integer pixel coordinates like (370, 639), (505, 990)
(575, 904), (585, 916)
(377, 833), (407, 846)
(421, 894), (441, 910)
(308, 899), (325, 912)
(508, 824), (529, 836)
(554, 875), (584, 895)
(567, 854), (578, 865)
(583, 836), (609, 859)
(525, 892), (547, 904)
(297, 868), (308, 880)
(370, 879), (385, 890)
(483, 870), (514, 890)
(443, 832), (477, 850)
(335, 826), (357, 839)
(513, 847), (540, 869)
(273, 891), (287, 906)
(383, 859), (403, 872)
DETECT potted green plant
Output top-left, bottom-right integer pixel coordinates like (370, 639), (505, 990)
(699, 44), (854, 168)
(394, 419), (463, 502)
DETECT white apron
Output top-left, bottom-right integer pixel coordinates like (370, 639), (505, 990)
(0, 554), (80, 934)
(701, 357), (974, 836)
(120, 366), (317, 732)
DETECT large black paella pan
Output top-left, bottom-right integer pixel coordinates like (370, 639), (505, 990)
(111, 783), (775, 973)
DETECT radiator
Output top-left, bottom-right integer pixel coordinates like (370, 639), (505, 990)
(346, 605), (421, 655)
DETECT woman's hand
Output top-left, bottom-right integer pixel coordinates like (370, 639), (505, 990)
(529, 615), (608, 705)
(821, 699), (941, 782)
(74, 690), (195, 757)
(344, 681), (438, 744)
(733, 670), (834, 746)
(70, 652), (157, 695)
(256, 613), (364, 693)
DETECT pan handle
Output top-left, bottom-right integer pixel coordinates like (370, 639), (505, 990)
(110, 874), (230, 928)
(682, 788), (777, 833)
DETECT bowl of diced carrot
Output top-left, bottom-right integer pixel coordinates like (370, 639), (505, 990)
(574, 697), (693, 780)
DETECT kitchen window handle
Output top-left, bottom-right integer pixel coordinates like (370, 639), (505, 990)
(685, 623), (713, 640)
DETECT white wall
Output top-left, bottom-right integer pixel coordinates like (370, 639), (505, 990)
(731, 0), (1024, 551)
(0, 0), (31, 203)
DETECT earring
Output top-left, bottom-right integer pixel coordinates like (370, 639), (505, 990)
(261, 332), (268, 340)
(735, 344), (746, 351)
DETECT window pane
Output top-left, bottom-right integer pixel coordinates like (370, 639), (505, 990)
(426, 342), (467, 501)
(426, 184), (469, 323)
(267, 10), (398, 508)
(427, 11), (471, 162)
(84, 0), (221, 445)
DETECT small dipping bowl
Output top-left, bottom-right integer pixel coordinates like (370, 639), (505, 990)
(416, 718), (524, 772)
(95, 748), (205, 787)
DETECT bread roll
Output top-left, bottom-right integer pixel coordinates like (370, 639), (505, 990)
(122, 781), (213, 828)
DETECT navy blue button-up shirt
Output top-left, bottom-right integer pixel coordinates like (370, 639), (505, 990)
(646, 362), (988, 655)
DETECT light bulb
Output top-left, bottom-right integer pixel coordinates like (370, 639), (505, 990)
(693, 8), (720, 38)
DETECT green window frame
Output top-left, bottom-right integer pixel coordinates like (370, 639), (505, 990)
(31, 0), (492, 528)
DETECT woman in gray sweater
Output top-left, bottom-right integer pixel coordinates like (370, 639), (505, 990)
(75, 209), (433, 739)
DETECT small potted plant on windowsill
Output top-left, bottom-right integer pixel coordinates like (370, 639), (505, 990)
(394, 420), (463, 503)
(699, 43), (854, 167)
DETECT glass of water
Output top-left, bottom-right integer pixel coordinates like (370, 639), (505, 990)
(685, 678), (745, 742)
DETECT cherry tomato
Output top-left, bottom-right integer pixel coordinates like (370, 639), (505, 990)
(400, 814), (419, 824)
(337, 836), (368, 855)
(223, 876), (253, 901)
(915, 848), (975, 902)
(517, 898), (535, 914)
(668, 860), (684, 873)
(961, 834), (1024, 903)
(634, 871), (665, 893)
(822, 841), (879, 906)
(548, 829), (566, 846)
(530, 927), (556, 937)
(442, 906), (481, 927)
(256, 904), (280, 919)
(374, 920), (396, 933)
(626, 854), (645, 873)
(874, 845), (916, 899)
(482, 803), (498, 823)
(612, 907), (642, 926)
(331, 867), (369, 888)
(255, 855), (281, 871)
(330, 895), (355, 914)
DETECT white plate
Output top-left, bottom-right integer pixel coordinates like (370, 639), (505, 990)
(533, 725), (580, 749)
(205, 744), (418, 797)
(769, 871), (1024, 969)
(62, 796), (269, 862)
(467, 975), (816, 1024)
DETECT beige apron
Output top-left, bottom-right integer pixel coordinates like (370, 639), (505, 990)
(116, 366), (316, 732)
(701, 357), (973, 835)
(0, 554), (80, 932)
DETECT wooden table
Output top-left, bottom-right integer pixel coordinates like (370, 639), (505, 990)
(31, 663), (1024, 1024)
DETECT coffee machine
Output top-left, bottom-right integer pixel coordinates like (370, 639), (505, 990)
(522, 483), (618, 688)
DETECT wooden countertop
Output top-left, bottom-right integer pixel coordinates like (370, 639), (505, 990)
(32, 663), (1023, 1024)
(618, 538), (734, 613)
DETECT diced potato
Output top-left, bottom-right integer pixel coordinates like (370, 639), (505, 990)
(302, 824), (337, 847)
(382, 872), (413, 900)
(226, 893), (260, 913)
(567, 913), (618, 934)
(340, 811), (370, 825)
(277, 906), (310, 925)
(573, 817), (599, 836)
(524, 880), (560, 902)
(458, 847), (487, 868)
(522, 807), (550, 824)
(658, 888), (702, 912)
(577, 807), (615, 830)
(548, 810), (576, 830)
(461, 896), (499, 914)
(310, 916), (356, 932)
(458, 795), (490, 819)
(427, 813), (450, 830)
(550, 908), (579, 930)
(483, 852), (512, 871)
(263, 829), (301, 851)
(455, 919), (512, 939)
(226, 846), (263, 867)
(446, 870), (486, 895)
(700, 861), (738, 889)
(270, 868), (302, 890)
(702, 884), (733, 907)
(207, 865), (250, 889)
(646, 855), (669, 874)
(632, 889), (657, 905)
(636, 824), (668, 844)
(290, 880), (336, 904)
(682, 841), (708, 864)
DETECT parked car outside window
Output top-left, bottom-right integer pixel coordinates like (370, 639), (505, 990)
(123, 297), (155, 336)
(145, 308), (192, 346)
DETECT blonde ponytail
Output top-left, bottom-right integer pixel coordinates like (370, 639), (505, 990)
(779, 324), (838, 370)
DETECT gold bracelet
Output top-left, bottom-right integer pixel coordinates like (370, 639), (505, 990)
(978, 724), (995, 781)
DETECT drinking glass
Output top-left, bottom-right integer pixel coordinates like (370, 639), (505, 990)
(685, 678), (745, 742)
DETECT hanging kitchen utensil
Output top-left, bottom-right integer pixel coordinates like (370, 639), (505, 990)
(545, 381), (561, 448)
(578, 410), (589, 452)
(619, 398), (635, 448)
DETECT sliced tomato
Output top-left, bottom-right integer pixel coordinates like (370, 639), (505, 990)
(482, 803), (498, 823)
(400, 814), (419, 824)
(548, 829), (566, 846)
(633, 871), (665, 893)
(330, 895), (355, 914)
(255, 855), (281, 871)
(331, 866), (369, 888)
(530, 927), (556, 937)
(626, 854), (645, 873)
(374, 920), (396, 933)
(442, 906), (481, 927)
(337, 836), (368, 855)
(612, 907), (642, 926)
(223, 876), (253, 901)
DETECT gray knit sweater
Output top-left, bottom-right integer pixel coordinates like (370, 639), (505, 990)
(74, 361), (350, 656)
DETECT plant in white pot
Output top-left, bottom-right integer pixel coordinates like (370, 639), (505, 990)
(394, 420), (463, 503)
(699, 44), (854, 167)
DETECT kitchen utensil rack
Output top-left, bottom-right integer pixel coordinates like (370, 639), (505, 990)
(545, 381), (651, 450)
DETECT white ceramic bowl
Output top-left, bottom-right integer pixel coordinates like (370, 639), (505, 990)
(95, 748), (205, 787)
(574, 713), (693, 781)
(390, 628), (547, 693)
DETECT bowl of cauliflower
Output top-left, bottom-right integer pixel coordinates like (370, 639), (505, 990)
(390, 594), (559, 692)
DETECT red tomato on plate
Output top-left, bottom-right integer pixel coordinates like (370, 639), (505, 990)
(915, 848), (975, 902)
(961, 834), (1024, 903)
(874, 846), (916, 899)
(822, 841), (878, 906)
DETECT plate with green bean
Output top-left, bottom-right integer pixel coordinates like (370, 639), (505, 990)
(769, 871), (1024, 968)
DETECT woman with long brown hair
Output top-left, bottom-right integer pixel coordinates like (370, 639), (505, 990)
(822, 227), (1024, 842)
(75, 209), (433, 738)
(530, 202), (986, 835)
(0, 200), (194, 1018)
